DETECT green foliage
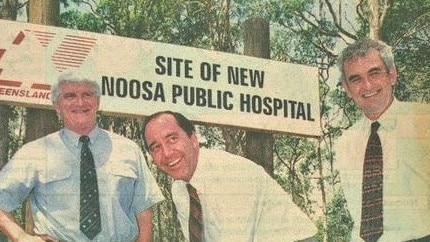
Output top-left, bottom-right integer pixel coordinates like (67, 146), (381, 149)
(273, 135), (318, 216)
(197, 125), (225, 149)
(351, 0), (430, 104)
(7, 106), (24, 159)
(151, 168), (185, 242)
(61, 10), (107, 32)
(329, 86), (362, 129)
(316, 189), (353, 242)
(237, 0), (337, 66)
(62, 0), (243, 50)
(381, 1), (430, 103)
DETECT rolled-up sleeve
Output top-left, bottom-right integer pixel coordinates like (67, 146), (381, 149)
(0, 143), (39, 212)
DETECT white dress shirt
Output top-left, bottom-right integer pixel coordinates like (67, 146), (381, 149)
(335, 100), (430, 241)
(172, 148), (317, 242)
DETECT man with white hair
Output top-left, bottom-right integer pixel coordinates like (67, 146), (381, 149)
(0, 72), (164, 241)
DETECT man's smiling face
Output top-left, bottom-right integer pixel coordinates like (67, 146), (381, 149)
(145, 113), (199, 182)
(53, 82), (100, 135)
(342, 49), (397, 120)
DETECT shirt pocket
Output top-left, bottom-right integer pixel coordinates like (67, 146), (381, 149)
(38, 166), (72, 185)
(37, 166), (75, 208)
(108, 161), (138, 211)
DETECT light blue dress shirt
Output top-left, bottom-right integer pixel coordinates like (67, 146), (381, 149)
(0, 127), (164, 241)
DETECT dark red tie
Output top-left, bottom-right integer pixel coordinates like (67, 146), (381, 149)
(187, 183), (204, 242)
(360, 122), (383, 242)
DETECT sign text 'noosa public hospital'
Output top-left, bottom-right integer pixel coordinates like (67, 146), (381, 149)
(102, 56), (315, 122)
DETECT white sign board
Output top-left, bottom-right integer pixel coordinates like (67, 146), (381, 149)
(0, 20), (320, 136)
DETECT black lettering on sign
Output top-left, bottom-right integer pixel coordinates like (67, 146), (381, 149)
(227, 66), (264, 88)
(172, 85), (233, 110)
(239, 93), (314, 121)
(116, 77), (128, 97)
(200, 62), (221, 82)
(101, 76), (166, 102)
(154, 56), (193, 78)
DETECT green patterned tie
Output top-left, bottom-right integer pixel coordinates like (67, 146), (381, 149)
(79, 136), (101, 239)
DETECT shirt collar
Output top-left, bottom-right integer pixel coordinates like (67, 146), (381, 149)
(360, 98), (399, 132)
(61, 126), (101, 147)
(179, 148), (206, 192)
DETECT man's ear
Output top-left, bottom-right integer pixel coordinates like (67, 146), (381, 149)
(389, 65), (398, 86)
(96, 96), (101, 110)
(190, 132), (199, 148)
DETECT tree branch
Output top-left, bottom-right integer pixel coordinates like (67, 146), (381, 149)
(378, 0), (390, 28)
(323, 0), (357, 40)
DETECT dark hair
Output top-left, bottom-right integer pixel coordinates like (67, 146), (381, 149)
(142, 111), (196, 150)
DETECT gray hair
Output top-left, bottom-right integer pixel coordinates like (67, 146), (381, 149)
(337, 38), (395, 82)
(50, 72), (101, 102)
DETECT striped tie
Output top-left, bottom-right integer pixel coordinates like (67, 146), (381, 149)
(79, 136), (101, 239)
(360, 122), (383, 242)
(187, 183), (204, 242)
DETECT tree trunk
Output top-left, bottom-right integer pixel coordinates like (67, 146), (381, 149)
(0, 106), (11, 241)
(0, 0), (18, 20)
(23, 110), (59, 143)
(243, 18), (274, 175)
(24, 0), (60, 234)
(0, 106), (11, 169)
(0, 4), (17, 240)
(0, 0), (19, 170)
(367, 0), (390, 40)
(222, 128), (243, 155)
(28, 0), (60, 26)
(368, 0), (380, 40)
